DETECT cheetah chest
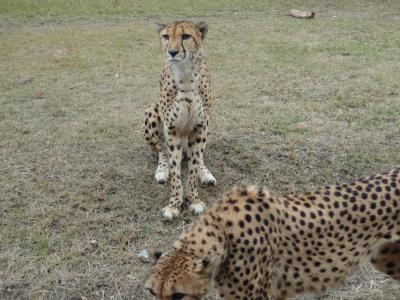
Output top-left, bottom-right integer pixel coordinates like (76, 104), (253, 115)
(170, 91), (204, 136)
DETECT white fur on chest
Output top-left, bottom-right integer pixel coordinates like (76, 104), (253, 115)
(170, 60), (198, 83)
(169, 60), (204, 136)
(173, 95), (203, 136)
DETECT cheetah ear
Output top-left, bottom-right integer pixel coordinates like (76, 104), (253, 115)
(156, 23), (166, 33)
(195, 21), (208, 40)
(201, 258), (210, 268)
(195, 256), (219, 274)
(149, 249), (164, 265)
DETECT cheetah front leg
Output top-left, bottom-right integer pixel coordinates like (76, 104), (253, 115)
(186, 125), (206, 214)
(162, 129), (183, 219)
(197, 116), (216, 186)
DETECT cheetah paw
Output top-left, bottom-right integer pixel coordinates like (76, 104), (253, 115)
(199, 168), (216, 186)
(189, 201), (206, 214)
(162, 205), (180, 220)
(155, 165), (169, 184)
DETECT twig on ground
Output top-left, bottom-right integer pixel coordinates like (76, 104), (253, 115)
(289, 9), (315, 19)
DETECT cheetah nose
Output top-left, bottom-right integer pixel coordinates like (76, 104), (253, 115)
(168, 49), (179, 57)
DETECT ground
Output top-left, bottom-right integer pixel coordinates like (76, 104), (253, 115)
(1, 1), (400, 299)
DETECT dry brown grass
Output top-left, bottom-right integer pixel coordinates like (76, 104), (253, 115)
(1, 1), (400, 299)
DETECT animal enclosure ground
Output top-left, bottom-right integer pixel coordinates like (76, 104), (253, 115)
(1, 1), (400, 299)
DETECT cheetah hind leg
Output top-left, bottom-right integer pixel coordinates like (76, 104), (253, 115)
(370, 239), (400, 280)
(197, 138), (216, 186)
(155, 152), (169, 184)
(143, 103), (169, 184)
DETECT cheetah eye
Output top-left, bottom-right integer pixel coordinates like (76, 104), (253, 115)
(162, 34), (169, 40)
(171, 292), (185, 300)
(182, 34), (191, 40)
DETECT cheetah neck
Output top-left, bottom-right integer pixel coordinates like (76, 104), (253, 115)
(173, 210), (227, 274)
(169, 56), (202, 94)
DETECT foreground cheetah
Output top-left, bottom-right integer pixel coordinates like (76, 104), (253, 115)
(142, 21), (216, 219)
(145, 169), (400, 299)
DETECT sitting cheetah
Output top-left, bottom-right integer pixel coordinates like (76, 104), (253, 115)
(142, 20), (216, 219)
(145, 169), (400, 299)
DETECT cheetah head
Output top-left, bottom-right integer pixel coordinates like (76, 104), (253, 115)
(157, 21), (208, 63)
(144, 249), (215, 300)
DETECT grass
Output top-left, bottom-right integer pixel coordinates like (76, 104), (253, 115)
(1, 0), (400, 20)
(1, 1), (400, 299)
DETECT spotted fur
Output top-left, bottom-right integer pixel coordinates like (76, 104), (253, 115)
(142, 20), (216, 219)
(145, 169), (400, 299)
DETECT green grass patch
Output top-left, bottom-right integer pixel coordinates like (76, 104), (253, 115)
(1, 1), (400, 299)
